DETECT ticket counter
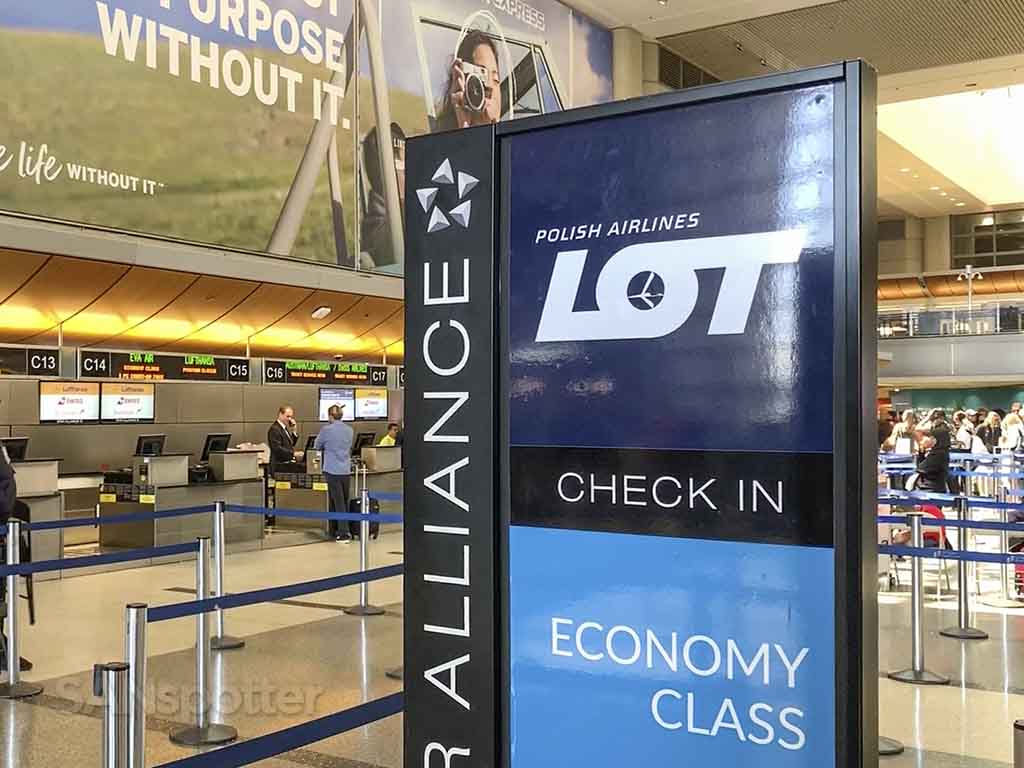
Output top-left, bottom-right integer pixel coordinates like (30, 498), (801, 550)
(12, 458), (62, 583)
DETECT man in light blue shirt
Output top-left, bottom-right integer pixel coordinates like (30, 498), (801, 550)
(314, 404), (354, 541)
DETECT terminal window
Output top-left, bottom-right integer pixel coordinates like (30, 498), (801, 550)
(952, 209), (1024, 268)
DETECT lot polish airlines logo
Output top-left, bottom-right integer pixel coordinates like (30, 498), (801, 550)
(416, 158), (479, 234)
(535, 230), (806, 342)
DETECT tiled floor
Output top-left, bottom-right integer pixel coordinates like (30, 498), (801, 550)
(3, 536), (1024, 766)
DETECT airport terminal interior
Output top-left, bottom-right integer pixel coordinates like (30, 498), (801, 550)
(3, 0), (1024, 767)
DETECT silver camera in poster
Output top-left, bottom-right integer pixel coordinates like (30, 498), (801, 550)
(461, 61), (490, 113)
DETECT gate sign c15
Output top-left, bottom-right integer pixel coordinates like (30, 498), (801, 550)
(404, 61), (877, 768)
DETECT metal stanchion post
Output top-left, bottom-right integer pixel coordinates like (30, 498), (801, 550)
(879, 736), (905, 756)
(211, 501), (244, 651)
(1015, 720), (1024, 767)
(169, 538), (238, 746)
(95, 661), (130, 768)
(125, 604), (147, 768)
(941, 496), (988, 640)
(889, 512), (950, 685)
(983, 484), (1024, 608)
(345, 468), (384, 616)
(0, 519), (42, 699)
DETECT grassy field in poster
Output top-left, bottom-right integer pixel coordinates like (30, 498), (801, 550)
(0, 29), (428, 264)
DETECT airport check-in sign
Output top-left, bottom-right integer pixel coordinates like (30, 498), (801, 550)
(404, 62), (877, 768)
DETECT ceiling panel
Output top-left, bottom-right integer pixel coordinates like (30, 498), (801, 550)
(176, 283), (314, 353)
(288, 297), (403, 357)
(0, 248), (407, 362)
(248, 291), (364, 352)
(0, 256), (128, 343)
(108, 275), (259, 347)
(662, 0), (1024, 81)
(54, 266), (198, 346)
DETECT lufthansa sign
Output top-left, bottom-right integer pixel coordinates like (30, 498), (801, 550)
(404, 62), (877, 768)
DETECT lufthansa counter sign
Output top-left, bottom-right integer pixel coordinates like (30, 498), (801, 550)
(404, 61), (877, 768)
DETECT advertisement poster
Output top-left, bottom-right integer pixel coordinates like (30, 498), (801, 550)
(505, 85), (838, 766)
(0, 0), (611, 273)
(39, 381), (101, 423)
(101, 381), (156, 422)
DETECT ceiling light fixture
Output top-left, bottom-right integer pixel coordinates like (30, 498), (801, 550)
(658, 0), (668, 5)
(899, 167), (911, 173)
(311, 306), (332, 320)
(956, 202), (966, 207)
(939, 191), (947, 196)
(929, 186), (941, 191)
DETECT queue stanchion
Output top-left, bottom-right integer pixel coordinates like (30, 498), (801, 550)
(879, 736), (904, 756)
(983, 484), (1024, 609)
(0, 519), (42, 699)
(344, 467), (385, 617)
(125, 604), (147, 768)
(210, 500), (245, 651)
(169, 538), (238, 747)
(940, 496), (988, 640)
(1015, 720), (1024, 767)
(94, 661), (130, 768)
(888, 512), (950, 685)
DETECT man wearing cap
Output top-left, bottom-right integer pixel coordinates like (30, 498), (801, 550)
(315, 403), (354, 542)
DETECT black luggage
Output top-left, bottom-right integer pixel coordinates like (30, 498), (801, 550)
(348, 495), (380, 539)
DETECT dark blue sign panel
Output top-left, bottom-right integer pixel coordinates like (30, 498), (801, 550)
(504, 83), (841, 767)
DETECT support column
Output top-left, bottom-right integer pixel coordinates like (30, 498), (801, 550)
(612, 27), (644, 101)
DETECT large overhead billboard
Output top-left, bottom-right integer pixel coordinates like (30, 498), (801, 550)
(0, 0), (611, 274)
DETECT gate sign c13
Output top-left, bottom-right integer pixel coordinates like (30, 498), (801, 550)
(503, 64), (876, 768)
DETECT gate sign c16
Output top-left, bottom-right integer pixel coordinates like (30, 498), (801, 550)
(404, 61), (877, 768)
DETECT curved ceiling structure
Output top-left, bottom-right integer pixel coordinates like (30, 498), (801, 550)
(0, 249), (404, 362)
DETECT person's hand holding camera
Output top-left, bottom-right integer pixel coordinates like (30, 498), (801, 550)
(447, 58), (498, 128)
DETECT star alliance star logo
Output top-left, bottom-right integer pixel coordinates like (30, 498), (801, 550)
(416, 158), (479, 234)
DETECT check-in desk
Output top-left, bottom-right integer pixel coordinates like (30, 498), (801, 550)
(13, 458), (62, 583)
(272, 472), (331, 546)
(95, 452), (264, 568)
(360, 448), (403, 526)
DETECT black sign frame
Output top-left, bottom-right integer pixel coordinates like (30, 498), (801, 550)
(0, 345), (60, 378)
(263, 359), (387, 386)
(79, 350), (250, 382)
(405, 61), (877, 768)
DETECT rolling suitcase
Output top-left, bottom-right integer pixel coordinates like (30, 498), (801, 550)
(348, 495), (381, 540)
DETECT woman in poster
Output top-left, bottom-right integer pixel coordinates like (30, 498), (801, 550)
(436, 29), (503, 130)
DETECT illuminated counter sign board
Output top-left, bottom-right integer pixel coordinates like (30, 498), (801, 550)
(403, 63), (878, 768)
(0, 346), (60, 377)
(80, 351), (250, 382)
(101, 382), (155, 423)
(39, 382), (100, 423)
(354, 387), (388, 420)
(264, 359), (387, 385)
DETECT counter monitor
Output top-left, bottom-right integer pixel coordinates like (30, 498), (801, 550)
(200, 433), (232, 462)
(318, 387), (356, 422)
(352, 431), (377, 456)
(354, 387), (388, 420)
(1, 437), (28, 462)
(135, 434), (166, 457)
(39, 381), (101, 423)
(102, 382), (155, 423)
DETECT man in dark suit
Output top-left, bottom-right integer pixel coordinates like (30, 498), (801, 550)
(268, 405), (299, 473)
(0, 438), (31, 672)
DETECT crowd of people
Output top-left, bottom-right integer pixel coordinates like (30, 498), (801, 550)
(878, 402), (1024, 493)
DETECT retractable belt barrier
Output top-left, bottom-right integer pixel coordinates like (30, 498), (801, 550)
(0, 541), (199, 578)
(878, 514), (1024, 533)
(879, 490), (1024, 512)
(881, 544), (1024, 566)
(152, 693), (404, 768)
(226, 504), (401, 524)
(147, 563), (404, 623)
(0, 504), (217, 537)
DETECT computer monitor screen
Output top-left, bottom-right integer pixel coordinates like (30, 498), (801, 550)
(304, 435), (318, 452)
(352, 432), (377, 456)
(354, 387), (388, 420)
(39, 381), (100, 423)
(135, 434), (166, 457)
(1, 438), (28, 462)
(200, 433), (231, 462)
(318, 388), (356, 421)
(102, 382), (155, 423)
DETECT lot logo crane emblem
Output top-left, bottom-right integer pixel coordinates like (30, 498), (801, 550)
(417, 158), (479, 234)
